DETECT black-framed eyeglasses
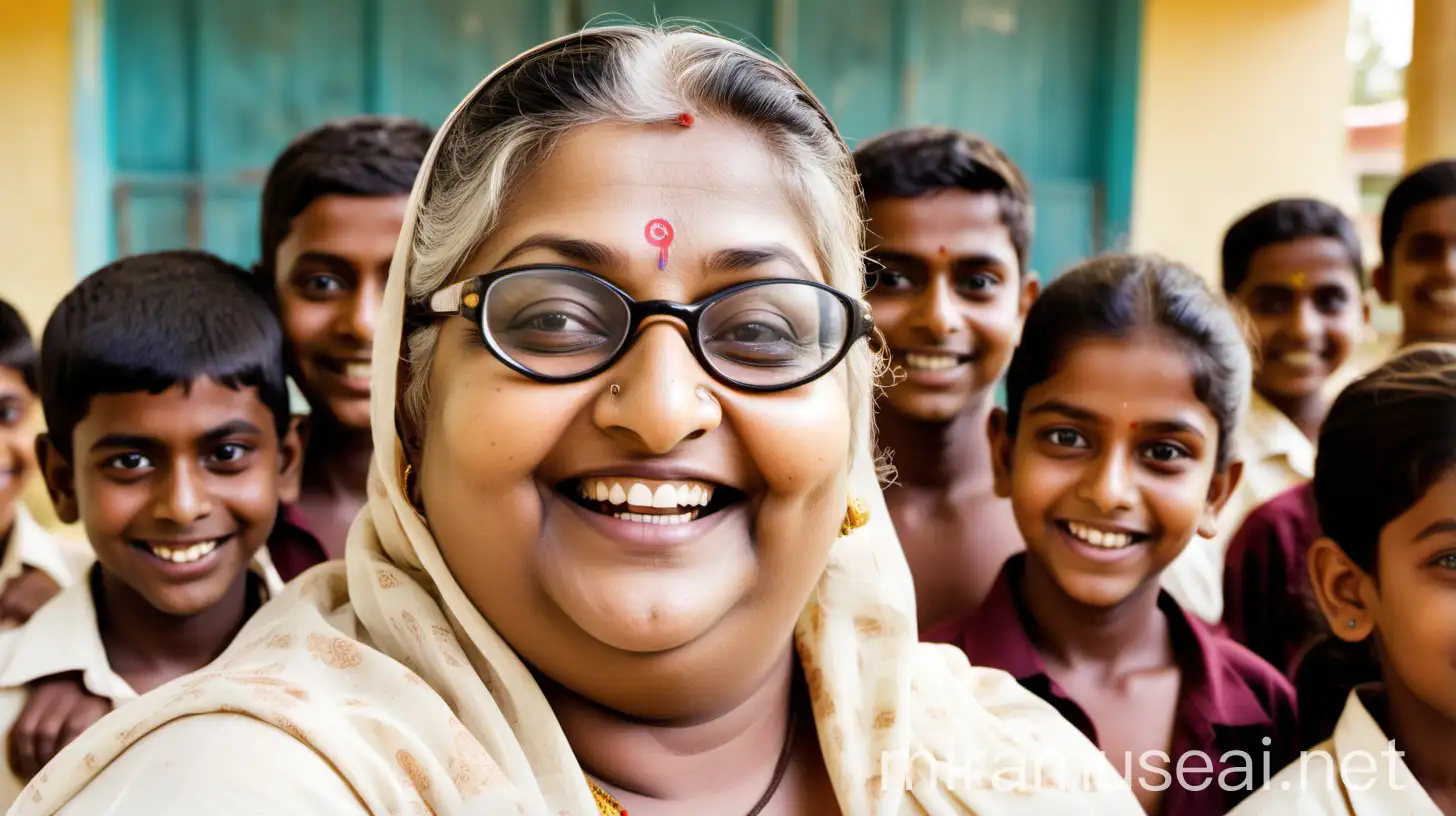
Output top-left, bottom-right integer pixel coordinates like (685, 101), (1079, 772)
(411, 265), (875, 392)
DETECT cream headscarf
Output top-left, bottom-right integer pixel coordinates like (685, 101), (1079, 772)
(15, 31), (1140, 816)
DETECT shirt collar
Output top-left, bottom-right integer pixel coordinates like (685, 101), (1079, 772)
(0, 570), (135, 702)
(0, 504), (85, 589)
(1162, 593), (1275, 730)
(1241, 392), (1316, 478)
(1333, 687), (1445, 815)
(0, 551), (281, 701)
(954, 555), (1047, 681)
(251, 544), (285, 598)
(961, 555), (1276, 730)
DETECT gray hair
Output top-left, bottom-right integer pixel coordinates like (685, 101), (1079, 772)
(401, 25), (873, 443)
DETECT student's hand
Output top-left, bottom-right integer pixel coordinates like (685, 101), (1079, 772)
(0, 568), (61, 627)
(8, 671), (112, 779)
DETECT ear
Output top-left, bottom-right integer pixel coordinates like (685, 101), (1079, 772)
(276, 416), (306, 505)
(1372, 263), (1393, 304)
(1307, 537), (1378, 642)
(1017, 271), (1041, 321)
(34, 435), (78, 525)
(1195, 459), (1243, 540)
(987, 408), (1015, 499)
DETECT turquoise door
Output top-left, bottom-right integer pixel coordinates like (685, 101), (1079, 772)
(102, 0), (1137, 278)
(786, 0), (1140, 280)
(105, 0), (554, 266)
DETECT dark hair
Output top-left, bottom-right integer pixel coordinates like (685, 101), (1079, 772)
(853, 127), (1033, 269)
(39, 250), (291, 460)
(1294, 344), (1456, 746)
(0, 299), (37, 394)
(1221, 198), (1364, 294)
(1380, 159), (1456, 266)
(258, 115), (434, 279)
(1004, 253), (1252, 470)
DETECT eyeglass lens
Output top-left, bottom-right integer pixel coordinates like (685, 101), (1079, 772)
(481, 268), (850, 387)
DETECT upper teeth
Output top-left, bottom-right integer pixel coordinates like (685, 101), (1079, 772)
(1066, 521), (1135, 549)
(345, 362), (372, 382)
(1430, 289), (1456, 307)
(147, 539), (221, 563)
(903, 353), (962, 372)
(579, 479), (715, 510)
(1280, 351), (1318, 367)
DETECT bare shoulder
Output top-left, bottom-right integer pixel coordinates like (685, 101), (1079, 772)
(55, 713), (368, 815)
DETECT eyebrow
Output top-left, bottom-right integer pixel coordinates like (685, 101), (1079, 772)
(868, 248), (1008, 267)
(287, 251), (357, 276)
(1026, 400), (1101, 423)
(866, 250), (927, 270)
(949, 252), (1010, 268)
(495, 234), (630, 270)
(705, 244), (815, 281)
(91, 433), (159, 453)
(201, 420), (264, 442)
(1413, 519), (1456, 542)
(1134, 419), (1207, 438)
(1025, 401), (1207, 438)
(90, 420), (263, 454)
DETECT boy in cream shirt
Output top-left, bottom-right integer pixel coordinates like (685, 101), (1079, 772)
(0, 300), (90, 626)
(0, 253), (301, 805)
(1163, 198), (1367, 624)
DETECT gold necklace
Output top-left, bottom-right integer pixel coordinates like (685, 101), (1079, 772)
(583, 702), (800, 816)
(586, 775), (628, 816)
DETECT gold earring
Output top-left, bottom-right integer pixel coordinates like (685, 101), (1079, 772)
(401, 462), (424, 515)
(839, 497), (869, 537)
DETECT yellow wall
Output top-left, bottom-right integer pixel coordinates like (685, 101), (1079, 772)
(0, 1), (75, 332)
(0, 0), (80, 535)
(1130, 0), (1354, 282)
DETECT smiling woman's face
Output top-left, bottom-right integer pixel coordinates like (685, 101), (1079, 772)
(416, 118), (853, 719)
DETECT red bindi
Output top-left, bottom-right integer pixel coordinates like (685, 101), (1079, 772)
(938, 246), (948, 256)
(676, 112), (695, 128)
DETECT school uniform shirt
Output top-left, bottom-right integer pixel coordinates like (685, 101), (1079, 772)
(1229, 686), (1445, 815)
(0, 559), (285, 809)
(925, 554), (1300, 816)
(0, 505), (92, 620)
(1222, 483), (1324, 676)
(1162, 391), (1315, 625)
(266, 504), (330, 584)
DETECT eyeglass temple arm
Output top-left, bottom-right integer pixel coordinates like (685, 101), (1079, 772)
(424, 280), (470, 316)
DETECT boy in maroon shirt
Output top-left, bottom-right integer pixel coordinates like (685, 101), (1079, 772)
(1221, 160), (1456, 677)
(254, 116), (432, 578)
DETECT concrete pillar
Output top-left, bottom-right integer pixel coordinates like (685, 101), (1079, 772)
(1405, 0), (1456, 168)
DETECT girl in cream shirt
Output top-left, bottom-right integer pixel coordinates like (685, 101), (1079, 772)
(1232, 345), (1456, 815)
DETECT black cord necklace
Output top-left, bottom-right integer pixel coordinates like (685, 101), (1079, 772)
(585, 699), (801, 815)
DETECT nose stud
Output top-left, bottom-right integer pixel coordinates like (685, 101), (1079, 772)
(610, 383), (621, 396)
(696, 386), (717, 403)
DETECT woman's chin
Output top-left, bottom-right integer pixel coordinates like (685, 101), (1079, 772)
(552, 564), (755, 654)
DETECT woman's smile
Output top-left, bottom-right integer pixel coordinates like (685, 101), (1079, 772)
(554, 467), (747, 552)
